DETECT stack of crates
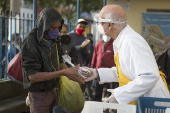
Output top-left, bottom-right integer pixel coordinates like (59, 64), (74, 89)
(137, 97), (170, 113)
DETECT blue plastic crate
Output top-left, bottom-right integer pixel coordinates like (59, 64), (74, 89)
(137, 97), (170, 113)
(53, 106), (70, 113)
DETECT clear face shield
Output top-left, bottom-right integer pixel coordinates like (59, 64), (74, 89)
(92, 13), (126, 45)
(93, 14), (113, 45)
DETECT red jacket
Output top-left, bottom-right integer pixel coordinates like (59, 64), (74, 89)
(91, 39), (116, 69)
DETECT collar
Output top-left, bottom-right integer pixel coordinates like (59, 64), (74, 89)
(39, 36), (58, 46)
(43, 38), (51, 42)
(113, 25), (129, 49)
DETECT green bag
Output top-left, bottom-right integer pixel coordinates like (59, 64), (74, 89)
(58, 76), (85, 112)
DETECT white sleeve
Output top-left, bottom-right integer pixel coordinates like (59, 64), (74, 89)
(114, 46), (159, 104)
(97, 67), (118, 84)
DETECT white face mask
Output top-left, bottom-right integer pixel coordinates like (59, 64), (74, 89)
(102, 35), (111, 42)
(97, 24), (105, 35)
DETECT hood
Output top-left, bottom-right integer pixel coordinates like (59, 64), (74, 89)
(36, 7), (64, 42)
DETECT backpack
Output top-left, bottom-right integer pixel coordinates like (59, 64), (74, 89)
(155, 46), (170, 85)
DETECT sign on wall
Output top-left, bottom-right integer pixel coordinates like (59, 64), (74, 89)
(142, 13), (170, 54)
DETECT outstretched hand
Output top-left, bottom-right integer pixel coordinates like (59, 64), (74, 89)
(82, 67), (98, 82)
(80, 39), (90, 48)
(64, 64), (85, 84)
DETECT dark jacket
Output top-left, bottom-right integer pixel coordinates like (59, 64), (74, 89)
(60, 35), (78, 66)
(21, 7), (64, 91)
(61, 43), (77, 66)
(68, 30), (89, 66)
(166, 49), (170, 84)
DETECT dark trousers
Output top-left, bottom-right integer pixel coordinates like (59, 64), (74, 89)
(80, 81), (93, 101)
(93, 81), (119, 102)
(29, 88), (59, 113)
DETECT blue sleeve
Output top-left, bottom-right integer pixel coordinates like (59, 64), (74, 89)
(75, 45), (81, 51)
(7, 51), (10, 65)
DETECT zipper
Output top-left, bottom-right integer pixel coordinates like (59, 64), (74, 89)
(49, 46), (60, 87)
(49, 47), (56, 71)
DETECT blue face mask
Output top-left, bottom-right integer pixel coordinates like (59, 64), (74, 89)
(45, 30), (59, 39)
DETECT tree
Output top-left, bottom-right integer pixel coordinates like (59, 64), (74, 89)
(81, 0), (103, 13)
(24, 0), (103, 20)
(0, 0), (10, 40)
(0, 0), (10, 16)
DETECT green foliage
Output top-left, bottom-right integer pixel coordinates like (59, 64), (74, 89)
(81, 0), (103, 13)
(0, 0), (10, 15)
(24, 0), (103, 20)
(0, 0), (10, 40)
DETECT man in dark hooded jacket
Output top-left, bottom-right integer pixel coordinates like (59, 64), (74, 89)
(21, 7), (84, 113)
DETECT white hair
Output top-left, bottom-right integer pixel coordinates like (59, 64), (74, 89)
(105, 12), (127, 30)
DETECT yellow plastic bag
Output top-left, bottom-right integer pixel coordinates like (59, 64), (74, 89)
(58, 76), (85, 113)
(26, 93), (30, 107)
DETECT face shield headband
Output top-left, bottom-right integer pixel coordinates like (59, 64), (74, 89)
(94, 17), (126, 24)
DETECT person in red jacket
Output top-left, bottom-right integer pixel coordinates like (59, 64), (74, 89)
(91, 35), (119, 101)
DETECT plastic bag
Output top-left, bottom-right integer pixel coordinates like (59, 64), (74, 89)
(58, 76), (85, 112)
(7, 53), (23, 84)
(26, 93), (30, 107)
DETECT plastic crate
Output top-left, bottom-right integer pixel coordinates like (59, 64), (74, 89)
(81, 101), (136, 113)
(166, 108), (170, 113)
(53, 106), (70, 113)
(137, 97), (170, 113)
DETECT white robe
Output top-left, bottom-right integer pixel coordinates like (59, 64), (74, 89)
(97, 25), (170, 104)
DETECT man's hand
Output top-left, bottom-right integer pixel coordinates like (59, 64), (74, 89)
(104, 89), (118, 112)
(83, 67), (98, 82)
(80, 39), (90, 48)
(104, 89), (118, 103)
(64, 64), (85, 84)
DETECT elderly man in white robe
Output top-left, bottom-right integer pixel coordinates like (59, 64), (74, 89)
(84, 5), (170, 105)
